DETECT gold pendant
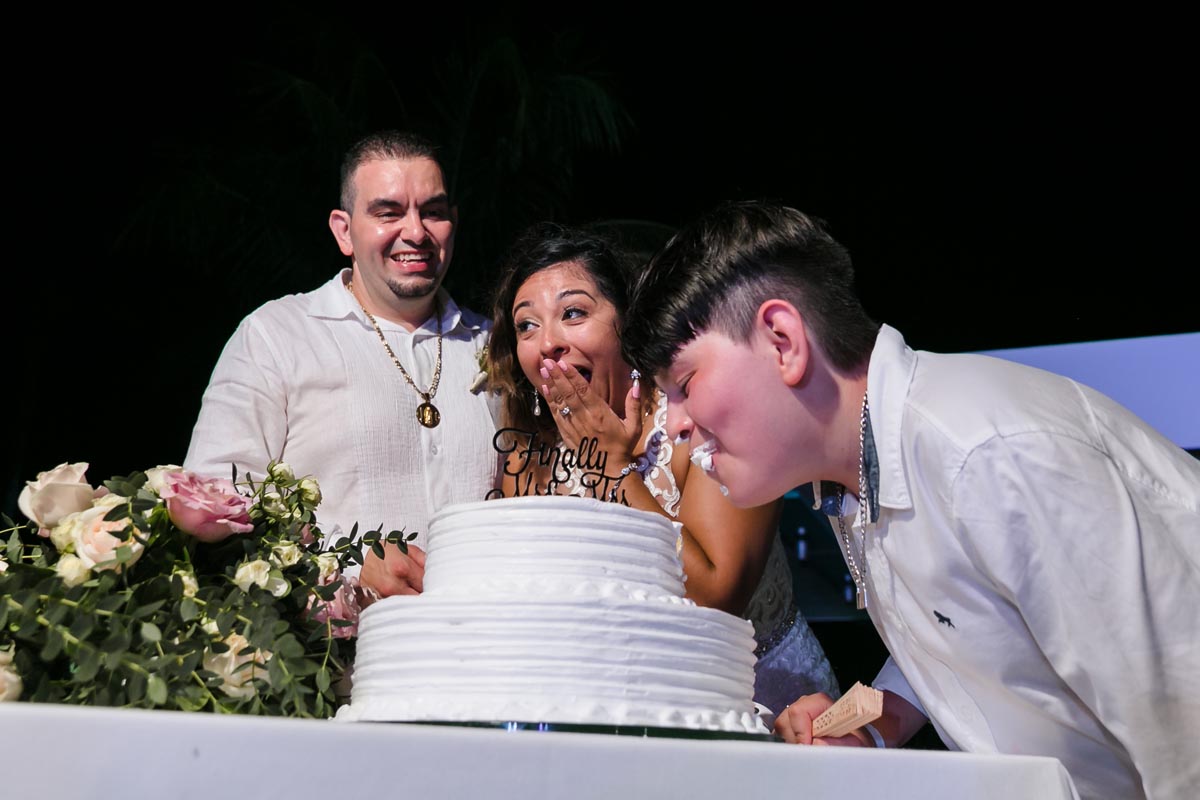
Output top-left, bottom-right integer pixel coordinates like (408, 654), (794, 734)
(417, 401), (441, 428)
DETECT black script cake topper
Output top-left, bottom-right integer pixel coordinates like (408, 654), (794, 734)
(487, 428), (634, 504)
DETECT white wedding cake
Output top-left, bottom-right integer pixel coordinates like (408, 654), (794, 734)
(338, 495), (768, 734)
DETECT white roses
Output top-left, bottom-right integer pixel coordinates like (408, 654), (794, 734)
(202, 632), (269, 700)
(233, 560), (289, 597)
(0, 646), (22, 702)
(18, 462), (95, 534)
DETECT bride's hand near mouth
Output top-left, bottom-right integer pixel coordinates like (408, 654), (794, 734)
(539, 358), (642, 466)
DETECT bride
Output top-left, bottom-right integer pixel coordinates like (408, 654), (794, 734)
(487, 222), (839, 714)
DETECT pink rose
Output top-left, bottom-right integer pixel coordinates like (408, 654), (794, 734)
(307, 574), (367, 639)
(18, 462), (95, 535)
(160, 471), (253, 543)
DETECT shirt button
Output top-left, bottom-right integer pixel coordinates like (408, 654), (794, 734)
(431, 444), (440, 455)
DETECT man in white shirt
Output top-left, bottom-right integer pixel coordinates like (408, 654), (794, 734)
(185, 130), (500, 596)
(623, 201), (1199, 800)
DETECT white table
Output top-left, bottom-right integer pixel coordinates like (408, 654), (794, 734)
(1, 704), (1079, 799)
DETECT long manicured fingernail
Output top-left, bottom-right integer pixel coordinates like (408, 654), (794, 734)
(632, 381), (640, 399)
(556, 360), (569, 372)
(540, 367), (550, 380)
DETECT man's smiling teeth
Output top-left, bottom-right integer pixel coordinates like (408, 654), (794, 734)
(392, 253), (428, 262)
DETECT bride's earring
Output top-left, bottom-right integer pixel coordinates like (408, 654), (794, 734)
(532, 389), (542, 417)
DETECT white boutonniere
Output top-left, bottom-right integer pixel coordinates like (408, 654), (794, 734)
(469, 345), (489, 393)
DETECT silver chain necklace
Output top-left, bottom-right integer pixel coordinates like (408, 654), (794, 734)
(348, 280), (443, 428)
(836, 391), (871, 610)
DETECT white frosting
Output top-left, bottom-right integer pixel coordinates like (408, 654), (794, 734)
(422, 496), (686, 599)
(689, 440), (717, 474)
(340, 496), (767, 734)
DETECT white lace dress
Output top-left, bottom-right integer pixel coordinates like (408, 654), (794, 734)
(559, 393), (841, 714)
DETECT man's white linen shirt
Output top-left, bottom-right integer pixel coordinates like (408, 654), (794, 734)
(185, 270), (501, 552)
(837, 325), (1199, 800)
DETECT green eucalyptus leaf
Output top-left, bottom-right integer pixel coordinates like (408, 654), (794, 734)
(312, 583), (338, 601)
(39, 628), (65, 661)
(43, 601), (70, 626)
(98, 594), (127, 613)
(273, 634), (304, 659)
(75, 646), (101, 682)
(267, 657), (287, 687)
(134, 600), (167, 619)
(140, 622), (163, 643)
(127, 671), (147, 702)
(147, 674), (169, 705)
(101, 625), (132, 654)
(130, 497), (158, 515)
(103, 504), (132, 523)
(175, 685), (209, 712)
(179, 597), (199, 621)
(69, 613), (96, 641)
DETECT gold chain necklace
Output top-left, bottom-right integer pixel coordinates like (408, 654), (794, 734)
(836, 391), (870, 609)
(348, 280), (443, 428)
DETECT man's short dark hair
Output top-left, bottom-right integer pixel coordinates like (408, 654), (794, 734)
(339, 130), (448, 212)
(623, 201), (879, 376)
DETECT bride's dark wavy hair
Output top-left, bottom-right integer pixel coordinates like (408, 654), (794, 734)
(487, 222), (633, 441)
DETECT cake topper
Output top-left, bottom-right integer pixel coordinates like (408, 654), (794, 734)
(487, 427), (639, 504)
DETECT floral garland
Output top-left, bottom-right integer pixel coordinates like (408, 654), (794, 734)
(1, 461), (405, 716)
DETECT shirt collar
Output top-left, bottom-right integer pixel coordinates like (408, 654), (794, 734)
(812, 410), (880, 522)
(812, 323), (913, 518)
(307, 268), (482, 337)
(866, 323), (916, 512)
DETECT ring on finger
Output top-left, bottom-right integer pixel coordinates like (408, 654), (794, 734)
(560, 405), (572, 416)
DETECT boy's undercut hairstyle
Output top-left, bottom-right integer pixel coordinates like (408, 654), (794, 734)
(623, 201), (879, 376)
(338, 130), (449, 213)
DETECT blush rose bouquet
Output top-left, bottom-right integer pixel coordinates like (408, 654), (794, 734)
(0, 461), (405, 717)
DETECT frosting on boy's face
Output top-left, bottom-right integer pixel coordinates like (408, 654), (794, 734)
(687, 440), (728, 496)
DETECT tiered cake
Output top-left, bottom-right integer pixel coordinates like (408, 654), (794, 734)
(338, 495), (767, 734)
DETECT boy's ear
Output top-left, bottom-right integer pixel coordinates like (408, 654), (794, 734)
(757, 300), (810, 387)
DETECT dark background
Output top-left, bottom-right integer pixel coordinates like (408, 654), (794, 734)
(14, 9), (1192, 495)
(9, 7), (1194, 712)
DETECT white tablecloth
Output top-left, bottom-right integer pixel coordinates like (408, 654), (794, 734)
(1, 704), (1079, 799)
